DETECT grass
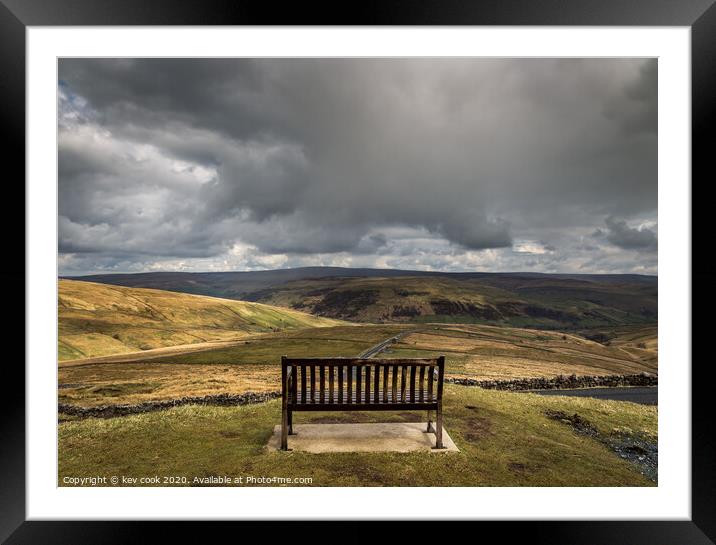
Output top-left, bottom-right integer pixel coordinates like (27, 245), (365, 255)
(596, 324), (658, 366)
(59, 364), (281, 406)
(59, 279), (344, 361)
(58, 384), (656, 487)
(59, 323), (657, 407)
(388, 324), (657, 379)
(58, 325), (409, 406)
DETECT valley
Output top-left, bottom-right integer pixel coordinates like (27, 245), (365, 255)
(57, 268), (658, 488)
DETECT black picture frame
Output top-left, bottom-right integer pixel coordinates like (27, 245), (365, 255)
(2, 0), (713, 542)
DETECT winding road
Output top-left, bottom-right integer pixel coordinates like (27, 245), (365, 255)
(357, 330), (416, 358)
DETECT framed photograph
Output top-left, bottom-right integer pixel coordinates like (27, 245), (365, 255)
(4, 0), (714, 542)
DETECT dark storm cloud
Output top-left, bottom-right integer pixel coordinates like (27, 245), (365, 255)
(604, 59), (658, 135)
(58, 58), (657, 274)
(601, 216), (658, 251)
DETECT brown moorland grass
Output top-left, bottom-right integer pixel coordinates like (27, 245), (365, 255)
(385, 324), (657, 380)
(59, 363), (281, 407)
(604, 324), (658, 366)
(58, 323), (657, 407)
(59, 279), (344, 361)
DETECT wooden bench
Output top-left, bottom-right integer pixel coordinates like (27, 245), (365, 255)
(281, 355), (446, 450)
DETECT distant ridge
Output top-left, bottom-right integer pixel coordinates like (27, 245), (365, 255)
(66, 265), (657, 292)
(64, 267), (657, 330)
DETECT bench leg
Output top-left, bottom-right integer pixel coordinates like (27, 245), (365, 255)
(434, 403), (444, 449)
(281, 407), (289, 450)
(426, 410), (434, 433)
(288, 410), (296, 435)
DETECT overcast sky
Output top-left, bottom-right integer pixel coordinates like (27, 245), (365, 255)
(58, 58), (657, 276)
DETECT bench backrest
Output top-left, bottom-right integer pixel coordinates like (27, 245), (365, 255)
(281, 356), (445, 406)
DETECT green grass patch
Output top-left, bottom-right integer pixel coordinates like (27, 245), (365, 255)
(149, 337), (372, 365)
(146, 324), (412, 365)
(59, 385), (656, 487)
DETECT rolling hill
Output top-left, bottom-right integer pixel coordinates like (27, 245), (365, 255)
(58, 279), (343, 361)
(65, 267), (657, 330)
(256, 275), (657, 328)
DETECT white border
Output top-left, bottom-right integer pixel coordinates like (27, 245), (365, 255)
(27, 27), (690, 520)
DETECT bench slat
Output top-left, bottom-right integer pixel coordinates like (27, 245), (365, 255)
(367, 366), (373, 404)
(301, 366), (307, 404)
(291, 364), (297, 403)
(374, 364), (380, 403)
(427, 365), (434, 402)
(329, 366), (334, 403)
(291, 402), (437, 412)
(320, 365), (325, 403)
(391, 365), (398, 402)
(290, 388), (435, 404)
(347, 364), (352, 404)
(338, 365), (343, 403)
(419, 366), (425, 402)
(400, 365), (407, 403)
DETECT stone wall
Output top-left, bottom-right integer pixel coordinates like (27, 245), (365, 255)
(445, 372), (657, 391)
(58, 391), (281, 419)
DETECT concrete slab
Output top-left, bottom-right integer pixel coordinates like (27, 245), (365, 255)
(266, 422), (459, 453)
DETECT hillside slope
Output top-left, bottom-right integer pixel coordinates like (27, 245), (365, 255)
(58, 280), (343, 361)
(256, 275), (657, 329)
(66, 268), (657, 330)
